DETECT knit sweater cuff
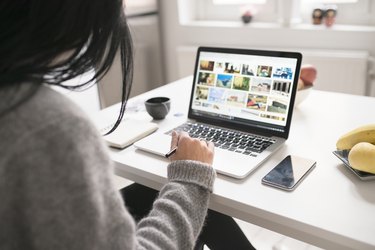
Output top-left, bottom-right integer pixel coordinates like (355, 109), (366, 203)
(168, 160), (216, 193)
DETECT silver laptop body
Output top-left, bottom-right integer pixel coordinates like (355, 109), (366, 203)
(134, 47), (302, 179)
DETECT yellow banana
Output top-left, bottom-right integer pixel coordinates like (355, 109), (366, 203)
(336, 124), (375, 150)
(348, 142), (375, 174)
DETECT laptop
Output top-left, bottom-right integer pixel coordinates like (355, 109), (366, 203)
(134, 47), (302, 179)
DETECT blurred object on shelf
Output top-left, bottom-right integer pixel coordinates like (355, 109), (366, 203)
(299, 64), (317, 89)
(311, 4), (337, 27)
(240, 5), (257, 24)
(296, 64), (317, 106)
(241, 11), (253, 24)
(312, 8), (324, 25)
(324, 5), (337, 27)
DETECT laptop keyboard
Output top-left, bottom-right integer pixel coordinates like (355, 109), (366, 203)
(167, 122), (275, 157)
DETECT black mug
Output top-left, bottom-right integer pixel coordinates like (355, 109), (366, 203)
(145, 97), (171, 120)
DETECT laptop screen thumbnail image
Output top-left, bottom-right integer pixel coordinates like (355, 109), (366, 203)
(189, 47), (302, 139)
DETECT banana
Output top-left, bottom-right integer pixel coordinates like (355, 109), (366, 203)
(348, 142), (375, 174)
(336, 124), (375, 150)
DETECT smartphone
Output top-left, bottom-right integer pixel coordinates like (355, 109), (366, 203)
(262, 155), (316, 191)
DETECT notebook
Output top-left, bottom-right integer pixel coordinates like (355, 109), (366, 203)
(134, 47), (302, 179)
(101, 119), (158, 149)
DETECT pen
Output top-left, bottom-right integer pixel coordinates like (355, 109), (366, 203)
(165, 147), (177, 158)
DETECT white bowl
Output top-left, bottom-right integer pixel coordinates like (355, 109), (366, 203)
(295, 86), (312, 106)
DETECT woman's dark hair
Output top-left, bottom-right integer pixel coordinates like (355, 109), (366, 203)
(0, 0), (133, 134)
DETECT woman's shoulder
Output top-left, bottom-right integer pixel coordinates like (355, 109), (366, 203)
(34, 85), (93, 123)
(1, 83), (112, 177)
(1, 84), (105, 158)
(30, 85), (103, 145)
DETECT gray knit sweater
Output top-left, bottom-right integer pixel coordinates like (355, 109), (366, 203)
(0, 83), (216, 250)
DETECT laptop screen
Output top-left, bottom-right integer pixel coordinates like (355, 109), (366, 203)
(188, 47), (302, 139)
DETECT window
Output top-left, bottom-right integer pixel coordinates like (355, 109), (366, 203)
(196, 0), (277, 22)
(196, 0), (374, 26)
(212, 0), (266, 4)
(212, 0), (357, 5)
(125, 0), (157, 16)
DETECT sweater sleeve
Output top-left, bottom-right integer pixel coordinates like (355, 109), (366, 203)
(2, 109), (216, 250)
(135, 161), (216, 250)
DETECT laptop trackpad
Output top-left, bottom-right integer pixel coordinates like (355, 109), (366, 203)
(213, 148), (260, 178)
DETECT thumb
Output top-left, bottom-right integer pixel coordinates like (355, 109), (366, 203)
(170, 131), (179, 150)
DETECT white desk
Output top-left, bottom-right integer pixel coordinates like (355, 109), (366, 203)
(98, 76), (375, 250)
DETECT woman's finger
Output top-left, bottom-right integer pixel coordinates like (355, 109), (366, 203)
(170, 131), (179, 149)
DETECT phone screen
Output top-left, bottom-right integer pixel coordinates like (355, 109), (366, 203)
(262, 155), (316, 191)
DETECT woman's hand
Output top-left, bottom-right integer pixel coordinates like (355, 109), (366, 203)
(169, 131), (214, 165)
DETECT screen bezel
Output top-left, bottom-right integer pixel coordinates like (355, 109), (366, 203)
(187, 46), (302, 139)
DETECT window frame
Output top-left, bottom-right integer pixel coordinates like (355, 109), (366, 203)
(196, 0), (374, 26)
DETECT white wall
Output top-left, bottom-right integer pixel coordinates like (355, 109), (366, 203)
(98, 13), (165, 108)
(55, 72), (101, 115)
(158, 0), (375, 96)
(129, 15), (165, 97)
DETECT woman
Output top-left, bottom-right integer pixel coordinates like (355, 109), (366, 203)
(0, 1), (255, 249)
